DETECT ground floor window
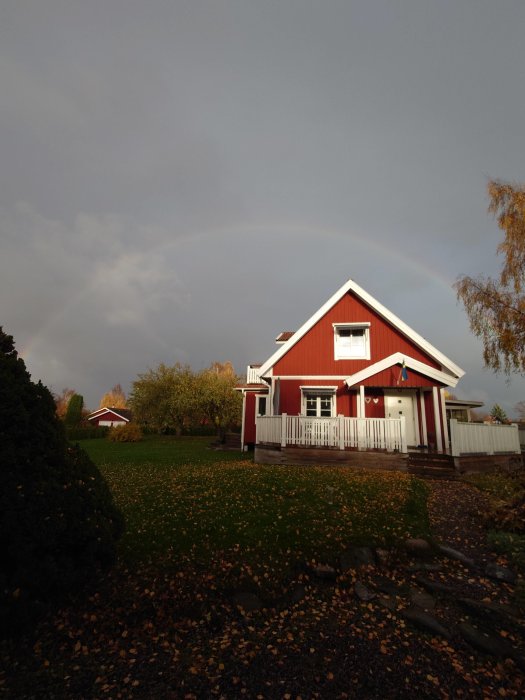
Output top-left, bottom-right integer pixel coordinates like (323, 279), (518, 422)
(255, 395), (267, 416)
(301, 387), (336, 417)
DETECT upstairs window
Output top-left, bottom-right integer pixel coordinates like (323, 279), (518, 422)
(333, 323), (370, 360)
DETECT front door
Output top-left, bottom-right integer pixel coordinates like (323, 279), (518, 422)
(385, 392), (417, 446)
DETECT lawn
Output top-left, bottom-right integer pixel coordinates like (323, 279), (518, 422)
(3, 438), (524, 698)
(79, 436), (430, 593)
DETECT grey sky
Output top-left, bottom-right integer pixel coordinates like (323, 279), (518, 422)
(1, 1), (524, 415)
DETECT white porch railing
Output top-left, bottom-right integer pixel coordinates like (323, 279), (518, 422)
(256, 414), (407, 453)
(449, 419), (521, 456)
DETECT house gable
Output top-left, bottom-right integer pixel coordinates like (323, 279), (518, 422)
(344, 353), (460, 388)
(87, 407), (131, 424)
(258, 279), (463, 384)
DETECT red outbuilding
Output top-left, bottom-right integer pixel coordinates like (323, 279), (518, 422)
(87, 407), (132, 428)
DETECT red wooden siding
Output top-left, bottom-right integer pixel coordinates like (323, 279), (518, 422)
(364, 389), (384, 418)
(424, 391), (437, 447)
(243, 392), (257, 444)
(277, 381), (387, 419)
(277, 380), (349, 415)
(274, 291), (442, 377)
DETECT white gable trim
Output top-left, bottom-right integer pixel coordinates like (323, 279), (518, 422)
(344, 353), (461, 388)
(257, 279), (464, 381)
(87, 408), (108, 419)
(88, 407), (130, 423)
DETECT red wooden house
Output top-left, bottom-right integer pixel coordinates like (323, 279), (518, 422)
(237, 279), (464, 456)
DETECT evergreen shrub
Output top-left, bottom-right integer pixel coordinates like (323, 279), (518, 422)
(66, 424), (109, 441)
(0, 328), (124, 635)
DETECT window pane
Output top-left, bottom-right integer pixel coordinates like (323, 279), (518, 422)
(320, 396), (332, 416)
(349, 332), (365, 353)
(306, 396), (317, 416)
(304, 392), (333, 417)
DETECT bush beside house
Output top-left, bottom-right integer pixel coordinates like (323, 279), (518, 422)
(107, 423), (143, 442)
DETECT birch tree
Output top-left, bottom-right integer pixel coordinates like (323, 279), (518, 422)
(455, 180), (525, 374)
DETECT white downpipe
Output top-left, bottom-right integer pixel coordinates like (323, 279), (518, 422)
(432, 387), (443, 452)
(281, 413), (287, 447)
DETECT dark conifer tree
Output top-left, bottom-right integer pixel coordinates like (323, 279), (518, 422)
(0, 328), (123, 634)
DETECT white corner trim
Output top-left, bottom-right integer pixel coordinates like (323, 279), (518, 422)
(257, 279), (464, 380)
(344, 352), (461, 388)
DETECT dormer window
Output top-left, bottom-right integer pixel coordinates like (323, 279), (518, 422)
(333, 323), (371, 360)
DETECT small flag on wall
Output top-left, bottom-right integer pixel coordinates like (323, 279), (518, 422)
(398, 360), (408, 384)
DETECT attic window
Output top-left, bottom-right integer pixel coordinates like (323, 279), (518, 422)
(333, 323), (371, 360)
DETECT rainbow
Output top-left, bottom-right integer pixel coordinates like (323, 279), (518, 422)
(19, 220), (455, 363)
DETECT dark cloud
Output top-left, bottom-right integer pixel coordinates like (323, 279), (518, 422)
(1, 1), (524, 414)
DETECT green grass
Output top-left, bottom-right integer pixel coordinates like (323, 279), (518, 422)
(78, 434), (243, 467)
(462, 471), (525, 502)
(80, 436), (430, 589)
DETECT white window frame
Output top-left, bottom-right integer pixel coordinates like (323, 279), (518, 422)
(300, 386), (337, 417)
(255, 394), (268, 417)
(333, 322), (371, 360)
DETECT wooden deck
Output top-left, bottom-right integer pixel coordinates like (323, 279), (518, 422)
(254, 444), (524, 477)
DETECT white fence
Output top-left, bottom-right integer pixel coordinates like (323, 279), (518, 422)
(449, 419), (521, 457)
(256, 414), (407, 453)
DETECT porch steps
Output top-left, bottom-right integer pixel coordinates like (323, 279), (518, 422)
(407, 452), (456, 479)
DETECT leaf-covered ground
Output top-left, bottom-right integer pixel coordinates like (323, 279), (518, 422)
(1, 439), (524, 698)
(104, 457), (429, 584)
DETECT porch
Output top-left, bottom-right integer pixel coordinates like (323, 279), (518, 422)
(254, 415), (523, 474)
(256, 414), (407, 452)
